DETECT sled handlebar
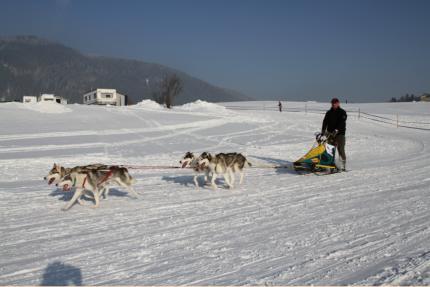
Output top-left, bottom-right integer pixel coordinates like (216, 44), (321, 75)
(315, 131), (337, 143)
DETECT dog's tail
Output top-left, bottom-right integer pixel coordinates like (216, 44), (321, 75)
(126, 172), (137, 185)
(121, 167), (136, 185)
(131, 177), (137, 185)
(246, 160), (252, 167)
(128, 172), (137, 185)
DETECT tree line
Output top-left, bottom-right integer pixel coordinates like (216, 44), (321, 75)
(390, 94), (423, 102)
(152, 74), (183, 109)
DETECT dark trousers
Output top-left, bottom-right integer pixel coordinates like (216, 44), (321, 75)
(334, 135), (346, 161)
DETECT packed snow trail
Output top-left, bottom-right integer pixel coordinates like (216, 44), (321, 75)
(0, 101), (429, 285)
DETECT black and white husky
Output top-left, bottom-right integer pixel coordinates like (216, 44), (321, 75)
(56, 166), (137, 211)
(198, 152), (252, 189)
(179, 152), (211, 188)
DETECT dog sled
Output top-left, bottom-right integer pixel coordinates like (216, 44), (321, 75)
(293, 132), (339, 174)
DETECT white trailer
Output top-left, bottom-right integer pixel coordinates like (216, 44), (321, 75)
(83, 88), (127, 106)
(22, 96), (37, 104)
(38, 94), (68, 104)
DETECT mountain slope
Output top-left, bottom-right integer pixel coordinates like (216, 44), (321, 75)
(0, 36), (251, 104)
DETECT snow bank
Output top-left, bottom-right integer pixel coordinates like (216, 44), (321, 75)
(133, 99), (165, 110)
(176, 100), (228, 113)
(20, 102), (72, 114)
(132, 99), (233, 116)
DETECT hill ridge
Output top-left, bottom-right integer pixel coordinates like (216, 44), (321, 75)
(0, 35), (251, 104)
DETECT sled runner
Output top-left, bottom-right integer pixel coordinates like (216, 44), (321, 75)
(293, 132), (339, 174)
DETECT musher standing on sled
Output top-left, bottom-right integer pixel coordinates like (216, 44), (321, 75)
(322, 98), (347, 171)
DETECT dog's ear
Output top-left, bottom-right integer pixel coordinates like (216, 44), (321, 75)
(53, 163), (57, 168)
(208, 154), (212, 161)
(56, 164), (61, 172)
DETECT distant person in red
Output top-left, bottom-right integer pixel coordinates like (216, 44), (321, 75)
(322, 98), (347, 171)
(278, 101), (282, 112)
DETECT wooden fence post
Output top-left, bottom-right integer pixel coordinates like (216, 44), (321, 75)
(358, 108), (360, 120)
(305, 103), (307, 114)
(396, 114), (399, 128)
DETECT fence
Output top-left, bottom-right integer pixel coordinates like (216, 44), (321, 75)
(224, 103), (430, 131)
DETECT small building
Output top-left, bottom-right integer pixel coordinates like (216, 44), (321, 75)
(23, 96), (37, 103)
(421, 94), (430, 102)
(23, 94), (67, 104)
(38, 94), (67, 104)
(83, 89), (127, 106)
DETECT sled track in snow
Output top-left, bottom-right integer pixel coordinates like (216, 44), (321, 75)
(0, 103), (429, 285)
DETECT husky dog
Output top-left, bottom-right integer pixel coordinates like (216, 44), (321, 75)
(198, 152), (252, 189)
(44, 163), (107, 186)
(44, 163), (111, 199)
(89, 166), (138, 199)
(224, 153), (252, 186)
(57, 172), (97, 210)
(179, 152), (211, 188)
(57, 166), (137, 211)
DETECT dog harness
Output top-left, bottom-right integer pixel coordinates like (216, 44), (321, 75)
(66, 169), (112, 192)
(98, 170), (113, 186)
(70, 176), (87, 189)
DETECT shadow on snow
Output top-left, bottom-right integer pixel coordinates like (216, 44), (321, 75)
(40, 261), (82, 286)
(49, 187), (129, 202)
(248, 155), (299, 175)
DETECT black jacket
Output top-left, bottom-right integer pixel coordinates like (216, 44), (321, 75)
(322, 107), (347, 135)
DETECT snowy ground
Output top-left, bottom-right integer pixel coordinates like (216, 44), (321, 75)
(0, 100), (429, 285)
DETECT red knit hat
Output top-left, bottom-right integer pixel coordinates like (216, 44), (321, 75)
(331, 98), (340, 104)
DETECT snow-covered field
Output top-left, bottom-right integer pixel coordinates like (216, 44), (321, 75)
(0, 100), (429, 285)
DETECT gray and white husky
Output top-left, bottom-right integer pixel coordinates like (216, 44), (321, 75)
(44, 163), (112, 200)
(198, 152), (252, 189)
(56, 166), (138, 211)
(44, 163), (107, 186)
(179, 152), (211, 188)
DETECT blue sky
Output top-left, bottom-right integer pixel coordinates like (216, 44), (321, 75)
(1, 0), (429, 102)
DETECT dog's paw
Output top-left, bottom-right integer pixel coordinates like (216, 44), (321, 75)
(77, 200), (87, 206)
